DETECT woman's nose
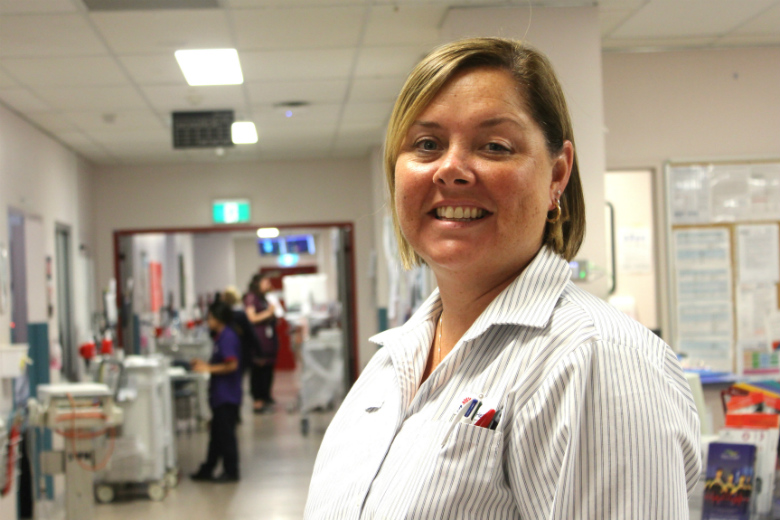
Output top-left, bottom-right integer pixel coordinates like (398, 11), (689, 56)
(432, 147), (475, 186)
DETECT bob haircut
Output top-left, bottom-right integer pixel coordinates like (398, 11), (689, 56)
(384, 37), (585, 268)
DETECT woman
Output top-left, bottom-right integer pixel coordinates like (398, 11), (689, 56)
(190, 300), (242, 483)
(244, 273), (280, 413)
(305, 38), (700, 519)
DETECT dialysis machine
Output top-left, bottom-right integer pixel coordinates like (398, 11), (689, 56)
(27, 383), (123, 520)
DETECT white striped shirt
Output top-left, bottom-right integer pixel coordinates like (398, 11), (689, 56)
(304, 246), (701, 519)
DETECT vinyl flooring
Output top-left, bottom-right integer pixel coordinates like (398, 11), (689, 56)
(93, 370), (334, 520)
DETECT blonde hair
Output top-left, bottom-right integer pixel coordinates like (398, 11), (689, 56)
(222, 286), (240, 307)
(384, 37), (585, 268)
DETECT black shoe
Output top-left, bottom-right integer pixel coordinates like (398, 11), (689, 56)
(190, 471), (213, 482)
(213, 473), (239, 483)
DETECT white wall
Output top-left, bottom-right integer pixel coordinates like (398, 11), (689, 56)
(0, 102), (94, 519)
(603, 46), (780, 342)
(193, 233), (236, 298)
(91, 158), (377, 369)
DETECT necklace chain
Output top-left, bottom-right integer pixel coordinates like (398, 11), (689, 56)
(437, 313), (443, 365)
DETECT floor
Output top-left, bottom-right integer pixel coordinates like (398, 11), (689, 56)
(92, 370), (334, 520)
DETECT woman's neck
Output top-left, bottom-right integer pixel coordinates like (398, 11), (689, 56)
(434, 263), (527, 354)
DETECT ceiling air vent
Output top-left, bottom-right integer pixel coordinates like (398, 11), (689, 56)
(83, 0), (218, 10)
(172, 110), (234, 149)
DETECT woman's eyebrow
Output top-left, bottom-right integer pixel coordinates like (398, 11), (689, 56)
(479, 116), (525, 129)
(410, 120), (441, 129)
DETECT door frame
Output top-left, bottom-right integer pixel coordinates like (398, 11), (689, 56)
(113, 221), (359, 383)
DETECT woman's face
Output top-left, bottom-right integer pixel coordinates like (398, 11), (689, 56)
(260, 277), (273, 293)
(394, 67), (572, 280)
(207, 312), (220, 331)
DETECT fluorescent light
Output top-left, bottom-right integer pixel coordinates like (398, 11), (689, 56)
(175, 49), (243, 86)
(231, 122), (258, 144)
(256, 227), (280, 239)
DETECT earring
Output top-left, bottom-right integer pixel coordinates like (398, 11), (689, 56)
(547, 199), (561, 224)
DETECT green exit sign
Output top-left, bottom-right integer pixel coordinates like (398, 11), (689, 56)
(213, 199), (251, 224)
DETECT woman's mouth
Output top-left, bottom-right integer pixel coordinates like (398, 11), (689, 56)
(434, 206), (488, 222)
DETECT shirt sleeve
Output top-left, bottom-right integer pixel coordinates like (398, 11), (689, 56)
(506, 340), (701, 519)
(219, 330), (241, 363)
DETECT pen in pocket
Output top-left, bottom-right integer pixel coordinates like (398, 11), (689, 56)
(488, 408), (502, 430)
(441, 398), (476, 447)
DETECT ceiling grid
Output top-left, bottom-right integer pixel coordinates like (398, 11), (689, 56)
(0, 0), (776, 165)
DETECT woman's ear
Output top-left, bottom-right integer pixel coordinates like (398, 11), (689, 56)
(550, 140), (574, 196)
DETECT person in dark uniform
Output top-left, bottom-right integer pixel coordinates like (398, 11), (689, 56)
(190, 300), (242, 483)
(243, 273), (280, 413)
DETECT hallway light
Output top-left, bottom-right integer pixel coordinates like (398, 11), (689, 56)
(175, 49), (244, 86)
(256, 227), (280, 239)
(231, 122), (258, 144)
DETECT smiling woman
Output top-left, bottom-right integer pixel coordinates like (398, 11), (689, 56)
(305, 38), (701, 520)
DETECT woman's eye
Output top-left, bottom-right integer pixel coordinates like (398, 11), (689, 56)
(416, 139), (438, 151)
(486, 142), (510, 153)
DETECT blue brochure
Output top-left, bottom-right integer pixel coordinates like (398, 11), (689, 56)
(702, 442), (757, 520)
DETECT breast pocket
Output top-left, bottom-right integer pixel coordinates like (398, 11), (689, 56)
(438, 422), (503, 487)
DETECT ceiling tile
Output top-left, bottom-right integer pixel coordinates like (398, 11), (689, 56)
(33, 86), (149, 111)
(226, 0), (366, 6)
(246, 79), (348, 105)
(354, 45), (431, 77)
(25, 112), (79, 133)
(88, 126), (170, 145)
(90, 10), (233, 54)
(611, 0), (778, 39)
(0, 14), (107, 57)
(715, 33), (780, 47)
(731, 2), (780, 34)
(241, 48), (355, 81)
(140, 84), (247, 113)
(118, 54), (188, 86)
(340, 101), (393, 127)
(62, 110), (164, 132)
(255, 103), (341, 131)
(1, 56), (129, 87)
(599, 8), (636, 37)
(602, 36), (719, 50)
(363, 5), (447, 46)
(232, 6), (365, 50)
(349, 76), (406, 102)
(0, 0), (77, 13)
(0, 88), (51, 111)
(0, 67), (18, 88)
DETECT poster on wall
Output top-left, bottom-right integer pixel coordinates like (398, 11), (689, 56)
(149, 262), (163, 313)
(669, 166), (710, 224)
(673, 228), (733, 371)
(736, 224), (780, 283)
(617, 227), (652, 273)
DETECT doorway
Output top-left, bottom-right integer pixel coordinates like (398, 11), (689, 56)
(113, 222), (359, 384)
(55, 224), (76, 380)
(604, 170), (660, 332)
(8, 208), (27, 343)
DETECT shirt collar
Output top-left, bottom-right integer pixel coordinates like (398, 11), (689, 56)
(369, 246), (570, 346)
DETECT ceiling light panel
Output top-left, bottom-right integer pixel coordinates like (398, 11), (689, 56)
(232, 122), (258, 144)
(175, 49), (244, 86)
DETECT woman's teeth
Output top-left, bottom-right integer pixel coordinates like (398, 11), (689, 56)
(435, 206), (486, 221)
